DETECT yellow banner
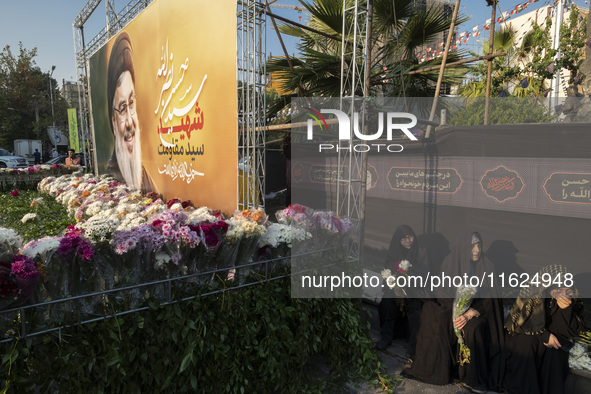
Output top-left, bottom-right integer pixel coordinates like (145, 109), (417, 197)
(67, 108), (80, 153)
(88, 0), (238, 214)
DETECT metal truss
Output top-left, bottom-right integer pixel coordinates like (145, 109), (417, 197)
(73, 0), (155, 176)
(237, 0), (266, 210)
(338, 0), (369, 259)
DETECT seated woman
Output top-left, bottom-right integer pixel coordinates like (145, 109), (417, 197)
(377, 224), (431, 358)
(402, 231), (505, 393)
(504, 264), (586, 394)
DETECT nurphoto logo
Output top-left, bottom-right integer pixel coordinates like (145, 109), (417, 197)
(305, 107), (418, 153)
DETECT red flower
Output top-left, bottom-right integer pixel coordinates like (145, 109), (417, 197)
(167, 198), (181, 209)
(10, 190), (19, 197)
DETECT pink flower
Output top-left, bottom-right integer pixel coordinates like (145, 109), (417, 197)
(11, 255), (40, 299)
(10, 190), (19, 197)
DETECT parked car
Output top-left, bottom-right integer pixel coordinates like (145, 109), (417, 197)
(0, 148), (29, 168)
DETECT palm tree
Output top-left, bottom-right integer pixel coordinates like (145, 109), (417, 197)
(266, 0), (469, 118)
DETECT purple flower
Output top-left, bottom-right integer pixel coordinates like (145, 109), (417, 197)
(58, 234), (95, 261)
(11, 255), (40, 298)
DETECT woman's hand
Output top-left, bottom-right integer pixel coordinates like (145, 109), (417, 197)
(551, 288), (573, 309)
(454, 314), (468, 330)
(544, 333), (561, 349)
(454, 310), (476, 330)
(556, 297), (572, 309)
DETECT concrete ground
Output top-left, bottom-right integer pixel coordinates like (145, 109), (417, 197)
(346, 300), (591, 394)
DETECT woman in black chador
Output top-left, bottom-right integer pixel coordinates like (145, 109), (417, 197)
(377, 225), (431, 359)
(504, 264), (586, 394)
(403, 231), (505, 393)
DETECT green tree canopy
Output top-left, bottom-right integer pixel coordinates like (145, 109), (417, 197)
(266, 0), (469, 119)
(0, 42), (68, 150)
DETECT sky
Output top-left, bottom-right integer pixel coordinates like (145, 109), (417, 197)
(0, 0), (585, 87)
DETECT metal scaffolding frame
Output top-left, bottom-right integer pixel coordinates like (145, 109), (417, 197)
(73, 0), (266, 211)
(337, 1), (369, 260)
(73, 0), (155, 177)
(237, 0), (267, 210)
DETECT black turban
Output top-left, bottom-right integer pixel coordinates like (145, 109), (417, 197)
(107, 32), (135, 134)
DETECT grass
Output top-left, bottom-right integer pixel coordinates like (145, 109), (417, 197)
(0, 190), (74, 243)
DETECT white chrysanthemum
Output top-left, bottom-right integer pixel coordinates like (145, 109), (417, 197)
(381, 269), (392, 279)
(21, 213), (38, 223)
(0, 227), (23, 255)
(187, 207), (218, 223)
(79, 217), (117, 243)
(144, 204), (166, 217)
(399, 260), (412, 271)
(22, 237), (60, 259)
(258, 223), (312, 248)
(86, 201), (106, 216)
(116, 213), (147, 231)
(569, 343), (591, 371)
(169, 203), (183, 211)
(154, 250), (171, 270)
(225, 217), (266, 243)
(386, 276), (397, 289)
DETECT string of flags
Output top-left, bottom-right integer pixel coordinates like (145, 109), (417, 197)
(416, 0), (585, 63)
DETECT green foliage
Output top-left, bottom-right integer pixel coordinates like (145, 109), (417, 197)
(0, 43), (68, 149)
(557, 5), (587, 85)
(1, 277), (388, 393)
(460, 6), (587, 99)
(448, 98), (555, 126)
(266, 0), (469, 118)
(0, 190), (73, 242)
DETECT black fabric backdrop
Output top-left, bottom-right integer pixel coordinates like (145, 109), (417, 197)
(292, 123), (591, 296)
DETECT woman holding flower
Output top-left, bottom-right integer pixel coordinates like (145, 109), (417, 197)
(504, 264), (586, 394)
(403, 231), (505, 393)
(377, 224), (431, 357)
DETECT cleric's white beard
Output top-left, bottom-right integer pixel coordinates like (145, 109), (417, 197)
(114, 126), (142, 190)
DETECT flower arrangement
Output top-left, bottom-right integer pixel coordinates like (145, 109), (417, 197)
(0, 254), (42, 309)
(276, 204), (315, 231)
(58, 226), (95, 261)
(11, 254), (41, 299)
(452, 286), (477, 366)
(0, 227), (23, 261)
(258, 223), (312, 249)
(0, 173), (354, 305)
(381, 260), (411, 295)
(569, 342), (591, 371)
(22, 236), (61, 261)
